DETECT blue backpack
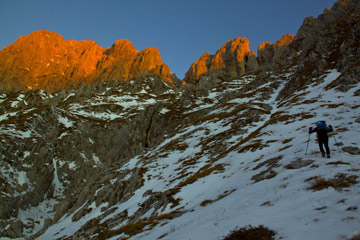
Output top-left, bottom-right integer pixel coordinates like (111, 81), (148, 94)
(317, 121), (327, 130)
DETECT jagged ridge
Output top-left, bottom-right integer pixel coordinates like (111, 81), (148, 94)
(0, 31), (173, 92)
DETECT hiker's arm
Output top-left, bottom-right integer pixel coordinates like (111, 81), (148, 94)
(309, 127), (317, 134)
(328, 125), (333, 132)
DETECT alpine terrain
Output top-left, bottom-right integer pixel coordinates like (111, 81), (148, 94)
(1, 0), (360, 239)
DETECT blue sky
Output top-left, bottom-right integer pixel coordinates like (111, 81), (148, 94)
(0, 0), (336, 79)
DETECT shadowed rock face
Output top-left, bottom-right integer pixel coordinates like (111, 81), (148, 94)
(257, 34), (295, 66)
(0, 30), (172, 92)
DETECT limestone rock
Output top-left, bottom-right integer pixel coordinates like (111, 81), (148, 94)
(183, 53), (211, 84)
(0, 30), (173, 92)
(342, 146), (360, 155)
(295, 0), (354, 50)
(278, 0), (360, 100)
(184, 37), (258, 84)
(0, 30), (104, 92)
(184, 34), (294, 85)
(257, 34), (294, 66)
(284, 159), (314, 169)
(257, 41), (274, 66)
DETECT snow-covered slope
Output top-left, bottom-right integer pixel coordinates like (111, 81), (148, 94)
(29, 68), (360, 240)
(1, 1), (360, 238)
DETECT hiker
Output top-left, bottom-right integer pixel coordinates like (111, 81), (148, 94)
(309, 121), (333, 158)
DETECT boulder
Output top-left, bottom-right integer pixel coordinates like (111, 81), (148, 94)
(342, 146), (360, 155)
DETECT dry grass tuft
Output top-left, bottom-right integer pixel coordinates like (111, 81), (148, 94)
(222, 225), (276, 240)
(176, 163), (225, 190)
(97, 210), (183, 240)
(282, 138), (293, 144)
(326, 161), (350, 165)
(350, 233), (360, 240)
(251, 169), (277, 183)
(200, 189), (236, 207)
(306, 173), (358, 191)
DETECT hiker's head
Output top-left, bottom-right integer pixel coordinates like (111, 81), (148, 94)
(316, 121), (327, 129)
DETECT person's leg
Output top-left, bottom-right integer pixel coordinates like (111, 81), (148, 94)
(318, 139), (325, 157)
(324, 137), (330, 158)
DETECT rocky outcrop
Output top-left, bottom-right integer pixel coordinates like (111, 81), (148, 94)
(183, 37), (258, 84)
(0, 31), (104, 92)
(92, 40), (172, 85)
(0, 31), (173, 92)
(257, 34), (294, 66)
(0, 74), (180, 238)
(278, 0), (360, 100)
(295, 0), (355, 51)
(183, 34), (295, 84)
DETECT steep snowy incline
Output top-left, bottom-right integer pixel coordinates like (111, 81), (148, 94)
(0, 75), (181, 238)
(35, 69), (360, 240)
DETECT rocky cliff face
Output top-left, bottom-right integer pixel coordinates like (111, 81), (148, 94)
(277, 0), (360, 99)
(0, 31), (172, 92)
(184, 37), (259, 84)
(257, 34), (295, 66)
(183, 35), (295, 84)
(184, 0), (359, 87)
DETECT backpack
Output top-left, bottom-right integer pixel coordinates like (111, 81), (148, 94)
(317, 121), (327, 130)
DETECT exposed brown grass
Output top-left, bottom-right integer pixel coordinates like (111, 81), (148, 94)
(97, 210), (184, 240)
(282, 138), (293, 144)
(200, 189), (236, 207)
(306, 174), (358, 191)
(278, 145), (292, 152)
(327, 103), (345, 109)
(253, 156), (283, 171)
(350, 232), (360, 240)
(222, 225), (276, 240)
(162, 138), (189, 152)
(251, 169), (277, 183)
(326, 161), (350, 166)
(238, 141), (269, 153)
(176, 163), (225, 190)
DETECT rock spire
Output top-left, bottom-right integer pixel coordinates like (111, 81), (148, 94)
(184, 34), (294, 84)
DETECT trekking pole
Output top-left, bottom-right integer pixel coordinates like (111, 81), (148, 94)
(305, 133), (310, 155)
(333, 135), (340, 152)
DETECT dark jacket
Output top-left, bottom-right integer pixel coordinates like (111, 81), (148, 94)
(309, 125), (333, 139)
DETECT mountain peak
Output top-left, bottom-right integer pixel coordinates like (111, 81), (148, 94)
(184, 37), (257, 83)
(275, 34), (294, 47)
(184, 34), (295, 84)
(107, 39), (138, 56)
(0, 31), (173, 92)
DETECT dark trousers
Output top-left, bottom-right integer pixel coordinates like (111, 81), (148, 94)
(318, 137), (330, 154)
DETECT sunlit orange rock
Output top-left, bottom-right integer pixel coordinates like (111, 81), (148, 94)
(0, 30), (105, 91)
(184, 37), (258, 83)
(183, 53), (211, 83)
(258, 34), (295, 66)
(275, 34), (295, 47)
(0, 30), (173, 92)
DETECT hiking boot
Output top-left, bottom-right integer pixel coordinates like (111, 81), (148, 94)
(322, 152), (325, 158)
(327, 153), (331, 158)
